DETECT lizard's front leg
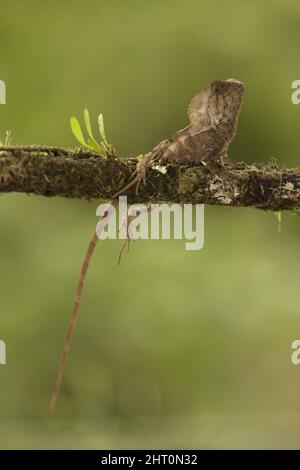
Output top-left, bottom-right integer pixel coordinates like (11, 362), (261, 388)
(112, 139), (169, 198)
(113, 153), (153, 198)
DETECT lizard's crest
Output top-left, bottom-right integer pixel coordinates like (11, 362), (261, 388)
(187, 87), (211, 126)
(188, 79), (244, 128)
(207, 79), (244, 132)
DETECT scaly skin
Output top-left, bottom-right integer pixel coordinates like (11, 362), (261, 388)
(114, 78), (245, 196)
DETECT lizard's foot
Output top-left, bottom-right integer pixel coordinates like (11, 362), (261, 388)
(113, 169), (143, 199)
(117, 211), (135, 265)
(112, 155), (150, 199)
(117, 202), (152, 265)
(201, 160), (237, 189)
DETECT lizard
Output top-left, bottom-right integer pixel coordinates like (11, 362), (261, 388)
(113, 78), (245, 197)
(49, 79), (245, 411)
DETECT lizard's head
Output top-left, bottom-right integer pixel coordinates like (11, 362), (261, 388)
(209, 79), (244, 99)
(207, 78), (244, 128)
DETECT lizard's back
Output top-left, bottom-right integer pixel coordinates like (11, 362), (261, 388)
(152, 125), (227, 164)
(149, 79), (244, 165)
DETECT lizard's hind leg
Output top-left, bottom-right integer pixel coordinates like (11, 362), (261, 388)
(117, 202), (152, 265)
(117, 211), (135, 265)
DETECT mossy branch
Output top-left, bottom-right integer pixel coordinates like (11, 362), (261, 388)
(0, 145), (300, 211)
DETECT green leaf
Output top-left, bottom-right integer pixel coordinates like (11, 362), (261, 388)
(87, 138), (102, 153)
(70, 117), (87, 146)
(84, 108), (101, 150)
(98, 113), (108, 146)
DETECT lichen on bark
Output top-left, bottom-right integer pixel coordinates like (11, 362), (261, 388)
(0, 146), (300, 211)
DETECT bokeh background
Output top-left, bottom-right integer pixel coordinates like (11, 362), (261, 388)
(0, 0), (300, 449)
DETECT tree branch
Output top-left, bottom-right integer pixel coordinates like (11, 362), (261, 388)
(0, 146), (299, 211)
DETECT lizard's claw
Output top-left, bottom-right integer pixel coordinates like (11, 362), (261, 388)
(112, 170), (139, 199)
(112, 154), (151, 199)
(117, 212), (136, 265)
(112, 166), (146, 199)
(134, 157), (148, 194)
(117, 202), (153, 265)
(135, 173), (143, 195)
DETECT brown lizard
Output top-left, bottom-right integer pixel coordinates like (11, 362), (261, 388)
(49, 79), (244, 412)
(113, 78), (245, 196)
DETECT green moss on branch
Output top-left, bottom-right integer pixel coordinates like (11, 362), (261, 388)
(0, 146), (300, 211)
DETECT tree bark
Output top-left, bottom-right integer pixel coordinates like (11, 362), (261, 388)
(0, 146), (299, 211)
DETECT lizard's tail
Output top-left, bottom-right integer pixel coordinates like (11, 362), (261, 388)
(49, 202), (115, 413)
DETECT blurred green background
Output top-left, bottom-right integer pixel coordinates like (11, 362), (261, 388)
(1, 0), (300, 449)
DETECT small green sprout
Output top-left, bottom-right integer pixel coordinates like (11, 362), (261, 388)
(70, 109), (113, 156)
(275, 211), (283, 233)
